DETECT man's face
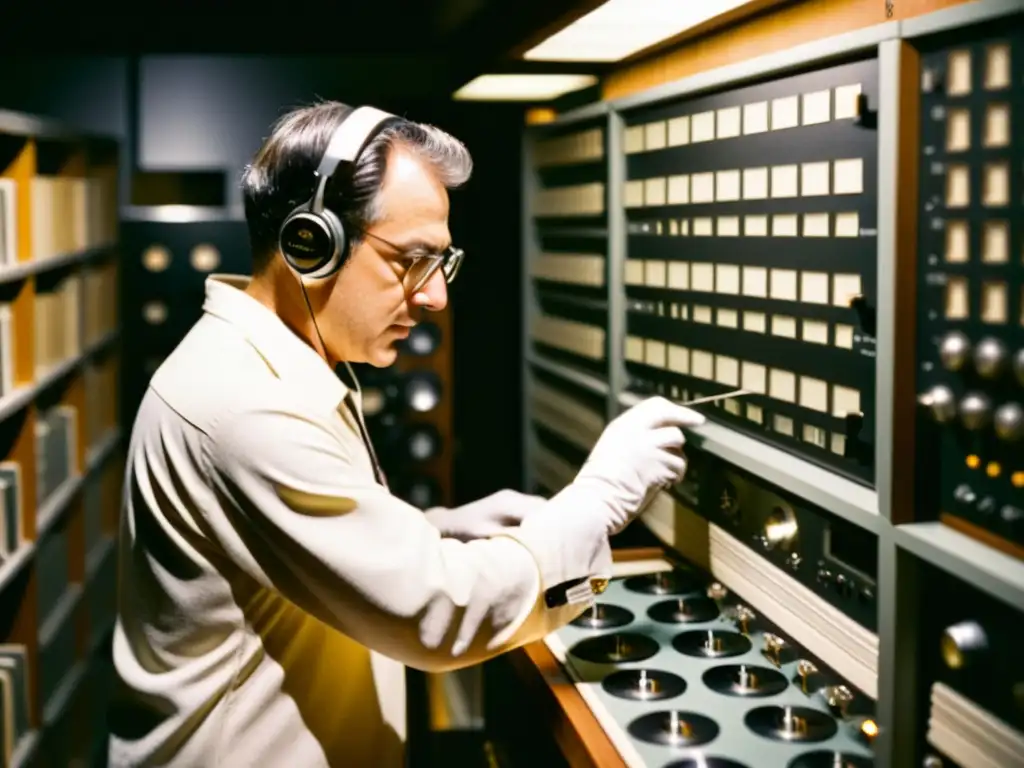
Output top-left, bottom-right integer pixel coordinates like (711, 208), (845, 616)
(315, 145), (451, 367)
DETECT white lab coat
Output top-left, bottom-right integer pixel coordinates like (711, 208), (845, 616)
(109, 275), (612, 767)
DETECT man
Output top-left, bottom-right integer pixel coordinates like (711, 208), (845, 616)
(109, 101), (704, 767)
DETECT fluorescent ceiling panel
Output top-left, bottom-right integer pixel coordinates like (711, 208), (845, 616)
(524, 0), (760, 62)
(452, 74), (598, 101)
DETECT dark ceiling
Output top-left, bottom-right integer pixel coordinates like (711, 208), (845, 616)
(2, 0), (606, 98)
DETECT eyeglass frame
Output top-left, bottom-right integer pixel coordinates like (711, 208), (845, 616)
(358, 230), (464, 295)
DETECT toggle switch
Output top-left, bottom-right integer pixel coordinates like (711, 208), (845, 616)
(847, 294), (876, 336)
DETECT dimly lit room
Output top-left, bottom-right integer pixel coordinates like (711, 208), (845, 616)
(0, 0), (1021, 766)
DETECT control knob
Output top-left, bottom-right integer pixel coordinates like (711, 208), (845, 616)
(974, 337), (1006, 379)
(918, 385), (957, 423)
(959, 392), (992, 430)
(941, 620), (988, 669)
(994, 402), (1024, 442)
(938, 331), (971, 371)
(1015, 348), (1024, 387)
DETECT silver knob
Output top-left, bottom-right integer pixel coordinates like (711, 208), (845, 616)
(918, 385), (957, 423)
(994, 402), (1024, 442)
(959, 392), (992, 430)
(941, 620), (988, 669)
(974, 337), (1006, 379)
(923, 756), (944, 768)
(939, 331), (971, 371)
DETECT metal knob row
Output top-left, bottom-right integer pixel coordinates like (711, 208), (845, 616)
(940, 332), (1024, 385)
(918, 386), (1024, 440)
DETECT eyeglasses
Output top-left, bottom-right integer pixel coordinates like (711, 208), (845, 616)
(361, 231), (464, 295)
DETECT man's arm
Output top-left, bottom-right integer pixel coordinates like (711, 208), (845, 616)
(200, 404), (610, 672)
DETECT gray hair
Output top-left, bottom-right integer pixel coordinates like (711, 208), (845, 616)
(241, 101), (473, 273)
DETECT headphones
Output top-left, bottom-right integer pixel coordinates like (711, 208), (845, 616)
(278, 105), (398, 280)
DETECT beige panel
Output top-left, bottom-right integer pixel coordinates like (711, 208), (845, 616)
(667, 261), (690, 289)
(770, 369), (796, 402)
(668, 116), (690, 146)
(835, 211), (859, 237)
(835, 324), (855, 349)
(802, 89), (831, 125)
(770, 269), (798, 301)
(691, 263), (715, 292)
(774, 414), (794, 435)
(716, 264), (740, 295)
(668, 345), (689, 374)
(945, 220), (969, 263)
(715, 355), (739, 387)
(691, 111), (716, 142)
(692, 350), (714, 379)
(717, 216), (740, 237)
(743, 101), (769, 134)
(645, 121), (668, 151)
(800, 376), (829, 412)
(716, 169), (741, 201)
(624, 125), (645, 154)
(645, 339), (667, 367)
(742, 266), (768, 297)
(745, 215), (769, 237)
(946, 164), (970, 207)
(834, 83), (862, 120)
(981, 281), (1008, 324)
(625, 335), (645, 362)
(982, 162), (1009, 206)
(771, 95), (799, 130)
(644, 177), (667, 206)
(948, 49), (972, 96)
(772, 214), (799, 237)
(743, 167), (769, 200)
(771, 165), (799, 198)
(803, 213), (830, 237)
(693, 217), (714, 236)
(946, 108), (971, 152)
(644, 260), (667, 287)
(982, 221), (1008, 264)
(833, 273), (862, 308)
(744, 311), (767, 334)
(984, 43), (1012, 90)
(984, 103), (1010, 147)
(667, 175), (690, 204)
(802, 272), (830, 305)
(801, 161), (831, 196)
(741, 362), (767, 394)
(832, 385), (860, 417)
(625, 259), (645, 286)
(717, 308), (739, 328)
(625, 180), (645, 208)
(716, 106), (742, 139)
(833, 158), (864, 194)
(772, 315), (798, 338)
(693, 305), (713, 324)
(691, 172), (715, 203)
(802, 320), (829, 345)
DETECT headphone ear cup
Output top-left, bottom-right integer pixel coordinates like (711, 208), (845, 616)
(279, 209), (346, 279)
(305, 207), (348, 280)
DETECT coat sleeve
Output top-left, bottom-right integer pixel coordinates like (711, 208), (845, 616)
(201, 403), (613, 672)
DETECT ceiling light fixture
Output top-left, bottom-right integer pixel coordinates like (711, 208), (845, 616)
(523, 0), (763, 63)
(452, 73), (598, 101)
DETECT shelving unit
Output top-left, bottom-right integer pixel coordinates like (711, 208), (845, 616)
(518, 3), (1024, 768)
(0, 109), (122, 768)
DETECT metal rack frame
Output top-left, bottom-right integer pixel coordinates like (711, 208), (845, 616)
(519, 2), (1024, 766)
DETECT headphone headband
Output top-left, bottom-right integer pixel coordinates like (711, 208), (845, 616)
(280, 104), (399, 279)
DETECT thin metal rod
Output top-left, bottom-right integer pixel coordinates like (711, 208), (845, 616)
(679, 389), (751, 407)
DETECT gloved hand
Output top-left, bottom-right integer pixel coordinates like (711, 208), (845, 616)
(574, 396), (705, 534)
(424, 489), (549, 542)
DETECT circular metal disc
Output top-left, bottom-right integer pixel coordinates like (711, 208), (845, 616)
(672, 629), (752, 659)
(787, 751), (873, 768)
(745, 706), (838, 743)
(648, 596), (720, 624)
(569, 632), (660, 664)
(623, 570), (700, 596)
(570, 603), (634, 630)
(627, 711), (719, 747)
(665, 759), (750, 768)
(601, 668), (686, 701)
(703, 664), (789, 697)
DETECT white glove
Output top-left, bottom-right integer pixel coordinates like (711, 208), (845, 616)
(574, 396), (705, 534)
(424, 489), (548, 542)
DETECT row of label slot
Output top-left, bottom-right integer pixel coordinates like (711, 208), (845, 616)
(630, 210), (863, 238)
(632, 375), (851, 457)
(626, 158), (865, 208)
(626, 259), (863, 309)
(624, 83), (864, 154)
(625, 337), (861, 422)
(943, 218), (1019, 265)
(936, 44), (1013, 97)
(530, 253), (606, 287)
(943, 103), (1012, 152)
(532, 128), (605, 168)
(943, 162), (1012, 209)
(944, 276), (1024, 326)
(628, 299), (861, 351)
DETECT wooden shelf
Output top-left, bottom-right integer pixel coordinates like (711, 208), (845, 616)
(0, 108), (121, 768)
